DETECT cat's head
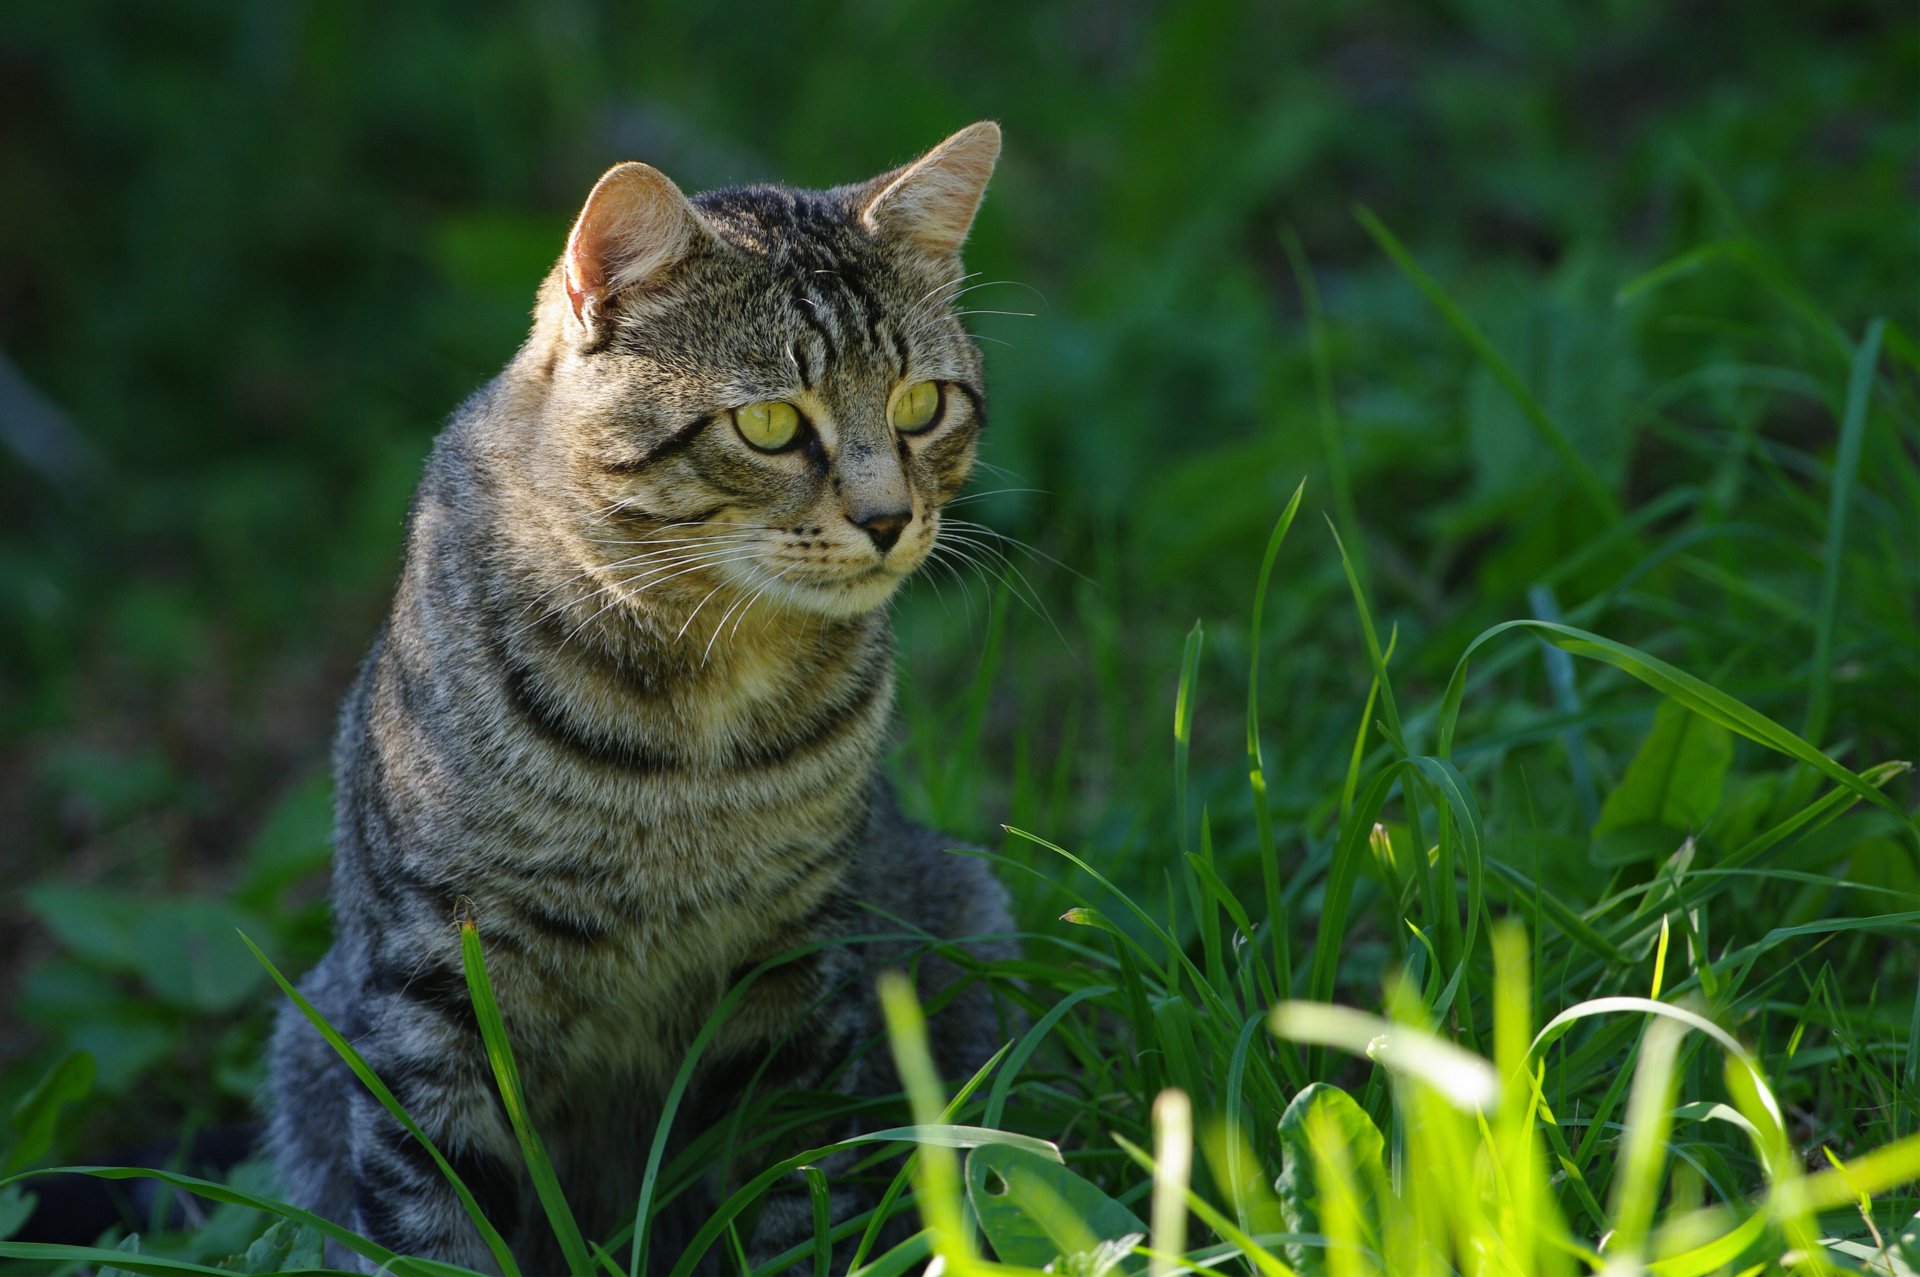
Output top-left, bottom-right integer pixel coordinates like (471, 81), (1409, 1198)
(528, 123), (1000, 622)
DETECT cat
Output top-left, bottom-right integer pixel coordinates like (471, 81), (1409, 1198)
(266, 122), (1016, 1275)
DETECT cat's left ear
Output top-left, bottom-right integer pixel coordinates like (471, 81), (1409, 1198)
(563, 162), (716, 339)
(859, 121), (1001, 259)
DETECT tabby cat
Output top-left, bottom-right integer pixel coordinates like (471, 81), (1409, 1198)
(266, 122), (1016, 1275)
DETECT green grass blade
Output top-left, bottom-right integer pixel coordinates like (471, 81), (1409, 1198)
(1306, 768), (1401, 1043)
(1248, 481), (1307, 1006)
(1326, 518), (1406, 752)
(1528, 997), (1786, 1169)
(1606, 1017), (1686, 1270)
(1437, 619), (1914, 831)
(851, 1040), (1016, 1272)
(459, 922), (592, 1277)
(1174, 618), (1203, 856)
(1802, 316), (1886, 752)
(983, 985), (1115, 1129)
(1281, 226), (1365, 591)
(0, 1243), (334, 1276)
(628, 929), (922, 1276)
(1613, 236), (1761, 305)
(0, 1164), (427, 1277)
(1011, 827), (1240, 1029)
(1480, 858), (1632, 965)
(1355, 204), (1622, 523)
(667, 1126), (1058, 1277)
(1339, 625), (1395, 818)
(802, 1165), (831, 1277)
(877, 973), (971, 1272)
(238, 930), (522, 1277)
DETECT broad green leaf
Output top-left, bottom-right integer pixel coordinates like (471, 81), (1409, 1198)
(1274, 1083), (1388, 1275)
(27, 886), (269, 1013)
(966, 1143), (1145, 1271)
(228, 1219), (325, 1275)
(1592, 701), (1732, 865)
(0, 1187), (34, 1242)
(4, 1050), (94, 1175)
(237, 774), (334, 902)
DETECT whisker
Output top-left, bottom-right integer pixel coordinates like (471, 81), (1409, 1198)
(939, 487), (1049, 508)
(941, 517), (1095, 586)
(704, 563), (796, 664)
(933, 531), (1066, 644)
(674, 573), (742, 643)
(516, 543), (762, 629)
(555, 549), (769, 652)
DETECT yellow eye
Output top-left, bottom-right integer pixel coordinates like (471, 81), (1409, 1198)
(891, 380), (943, 433)
(733, 400), (802, 451)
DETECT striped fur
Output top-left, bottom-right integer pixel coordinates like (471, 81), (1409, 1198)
(267, 125), (1015, 1275)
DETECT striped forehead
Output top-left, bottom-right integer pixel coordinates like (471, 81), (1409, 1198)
(786, 262), (904, 384)
(697, 187), (909, 377)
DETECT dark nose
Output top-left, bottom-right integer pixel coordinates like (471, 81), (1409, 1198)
(853, 508), (911, 554)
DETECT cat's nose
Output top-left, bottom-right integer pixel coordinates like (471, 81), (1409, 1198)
(852, 508), (912, 554)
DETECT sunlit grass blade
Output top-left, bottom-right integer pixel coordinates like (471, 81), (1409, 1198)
(878, 972), (971, 1273)
(459, 920), (593, 1277)
(238, 930), (521, 1277)
(1122, 1131), (1300, 1277)
(1601, 1017), (1685, 1275)
(1148, 1089), (1191, 1277)
(1271, 1001), (1498, 1112)
(853, 1040), (1017, 1272)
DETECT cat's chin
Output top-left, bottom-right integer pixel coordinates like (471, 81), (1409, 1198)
(748, 565), (910, 620)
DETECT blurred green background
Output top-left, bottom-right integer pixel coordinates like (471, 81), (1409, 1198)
(1, 0), (1913, 1176)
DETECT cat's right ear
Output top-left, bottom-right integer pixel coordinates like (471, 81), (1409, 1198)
(859, 121), (1001, 260)
(562, 163), (713, 342)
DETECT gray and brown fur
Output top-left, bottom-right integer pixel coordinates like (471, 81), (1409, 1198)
(266, 123), (1015, 1275)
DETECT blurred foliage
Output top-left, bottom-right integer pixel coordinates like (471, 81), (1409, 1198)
(0, 0), (1913, 1204)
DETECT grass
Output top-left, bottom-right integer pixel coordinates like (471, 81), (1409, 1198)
(2, 2), (1916, 1274)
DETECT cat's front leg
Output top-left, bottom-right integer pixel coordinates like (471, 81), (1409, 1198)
(343, 979), (527, 1274)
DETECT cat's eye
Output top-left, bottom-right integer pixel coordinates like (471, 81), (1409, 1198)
(891, 381), (943, 433)
(733, 400), (802, 451)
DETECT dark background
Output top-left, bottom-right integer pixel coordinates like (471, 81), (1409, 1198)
(2, 0), (1914, 1194)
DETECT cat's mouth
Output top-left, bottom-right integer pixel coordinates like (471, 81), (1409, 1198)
(742, 558), (915, 618)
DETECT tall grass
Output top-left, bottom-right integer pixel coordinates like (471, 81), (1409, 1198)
(7, 467), (1916, 1272)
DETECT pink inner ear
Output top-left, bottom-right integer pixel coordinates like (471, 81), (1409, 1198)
(564, 251), (599, 323)
(561, 163), (703, 327)
(564, 205), (616, 324)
